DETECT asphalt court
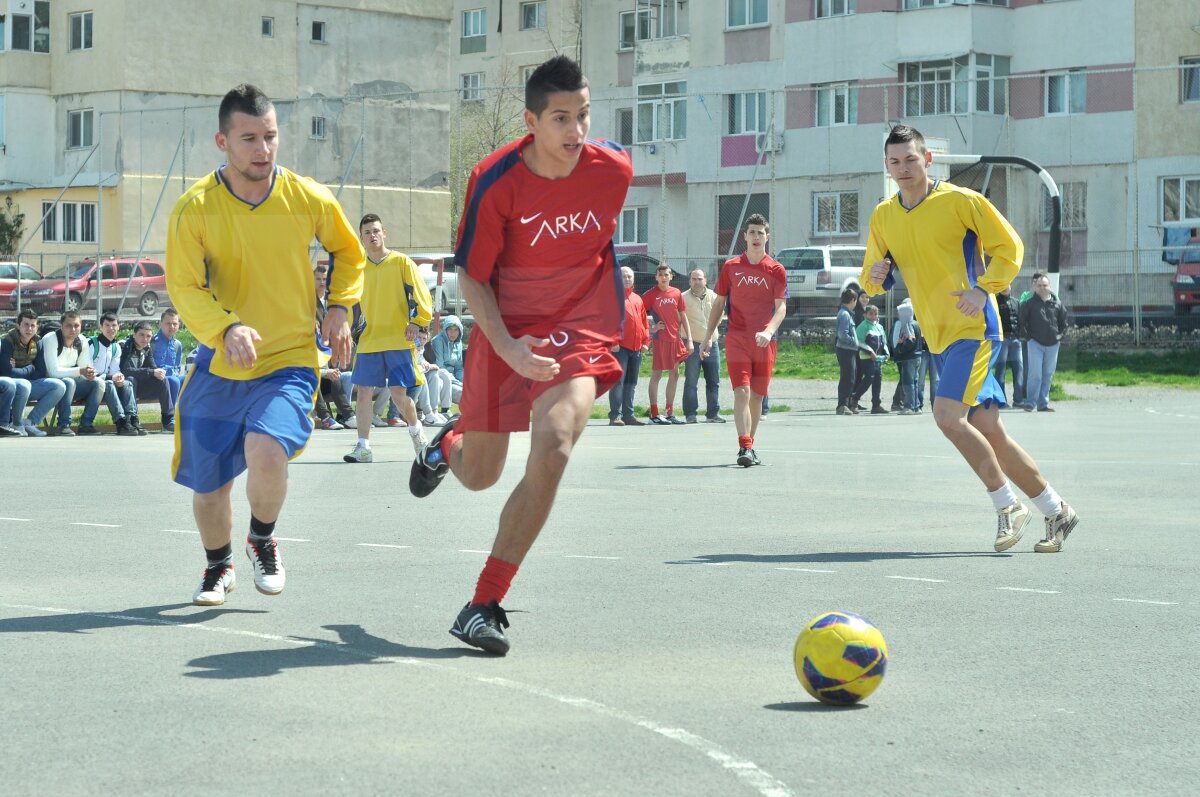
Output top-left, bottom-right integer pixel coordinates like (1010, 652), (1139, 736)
(1, 382), (1197, 795)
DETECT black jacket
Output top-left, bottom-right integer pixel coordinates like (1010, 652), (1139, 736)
(996, 292), (1020, 340)
(120, 339), (159, 382)
(1019, 293), (1070, 346)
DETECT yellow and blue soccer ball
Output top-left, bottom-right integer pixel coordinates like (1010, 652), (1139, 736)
(793, 612), (888, 705)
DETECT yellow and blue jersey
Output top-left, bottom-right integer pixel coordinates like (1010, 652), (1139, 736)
(166, 165), (365, 380)
(357, 251), (433, 354)
(859, 180), (1022, 354)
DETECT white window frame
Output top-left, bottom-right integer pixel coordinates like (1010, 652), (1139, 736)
(1041, 182), (1087, 231)
(42, 202), (97, 244)
(816, 82), (857, 127)
(68, 109), (94, 149)
(520, 2), (546, 31)
(618, 207), (649, 245)
(1161, 176), (1200, 225)
(69, 11), (93, 52)
(727, 0), (768, 29)
(636, 81), (687, 143)
(311, 116), (327, 140)
(521, 65), (538, 85)
(1046, 69), (1086, 116)
(813, 191), (859, 236)
(462, 8), (487, 38)
(974, 54), (1009, 114)
(903, 0), (953, 8)
(262, 17), (274, 38)
(42, 201), (58, 242)
(615, 107), (634, 147)
(460, 72), (484, 103)
(904, 57), (969, 117)
(311, 20), (326, 43)
(1182, 57), (1200, 104)
(815, 0), (855, 18)
(727, 92), (767, 135)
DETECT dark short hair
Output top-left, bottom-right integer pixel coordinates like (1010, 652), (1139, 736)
(133, 320), (154, 333)
(885, 124), (927, 154)
(525, 55), (588, 116)
(60, 310), (81, 323)
(219, 84), (274, 134)
(744, 213), (769, 233)
(655, 264), (672, 275)
(841, 287), (858, 305)
(359, 213), (382, 231)
(17, 308), (38, 323)
(1032, 271), (1048, 283)
(160, 308), (179, 321)
(99, 311), (119, 325)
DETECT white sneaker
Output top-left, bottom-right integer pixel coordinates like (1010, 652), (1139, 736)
(342, 414), (357, 428)
(410, 431), (428, 455)
(23, 420), (47, 438)
(1035, 502), (1079, 553)
(245, 537), (285, 595)
(994, 502), (1031, 552)
(425, 412), (447, 426)
(193, 564), (236, 606)
(343, 443), (373, 463)
(371, 416), (388, 428)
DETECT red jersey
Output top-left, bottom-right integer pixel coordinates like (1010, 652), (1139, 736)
(454, 135), (634, 341)
(618, 288), (650, 350)
(642, 286), (687, 337)
(715, 253), (788, 334)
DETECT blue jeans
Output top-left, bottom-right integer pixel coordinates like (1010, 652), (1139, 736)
(0, 377), (31, 426)
(24, 379), (67, 425)
(899, 359), (920, 410)
(59, 376), (104, 428)
(103, 378), (137, 420)
(993, 339), (1025, 405)
(609, 347), (642, 421)
(162, 373), (183, 421)
(922, 351), (940, 408)
(682, 341), (721, 420)
(1025, 340), (1060, 410)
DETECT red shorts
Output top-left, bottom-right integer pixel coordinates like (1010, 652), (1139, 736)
(650, 333), (689, 371)
(457, 329), (623, 433)
(725, 333), (776, 396)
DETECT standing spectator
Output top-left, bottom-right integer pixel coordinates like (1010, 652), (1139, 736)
(120, 320), (168, 435)
(90, 312), (143, 435)
(834, 287), (862, 415)
(850, 304), (890, 414)
(1019, 271), (1069, 413)
(642, 264), (692, 424)
(609, 265), (649, 426)
(853, 288), (870, 325)
(681, 268), (724, 424)
(891, 298), (923, 415)
(152, 309), (185, 432)
(993, 286), (1024, 407)
(0, 309), (65, 436)
(40, 311), (104, 436)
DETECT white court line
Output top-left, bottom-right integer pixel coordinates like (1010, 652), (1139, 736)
(0, 517), (32, 522)
(997, 587), (1060, 595)
(887, 575), (947, 583)
(165, 529), (199, 535)
(564, 555), (622, 560)
(0, 602), (793, 797)
(275, 537), (310, 543)
(458, 549), (491, 554)
(72, 522), (121, 528)
(1112, 598), (1179, 606)
(1146, 407), (1200, 421)
(776, 567), (836, 574)
(357, 543), (411, 550)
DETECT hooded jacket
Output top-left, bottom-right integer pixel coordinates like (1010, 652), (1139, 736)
(430, 315), (465, 381)
(890, 299), (922, 362)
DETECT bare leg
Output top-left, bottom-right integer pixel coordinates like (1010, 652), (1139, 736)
(389, 385), (419, 426)
(647, 370), (662, 411)
(355, 386), (374, 439)
(450, 430), (510, 491)
(970, 405), (1049, 497)
(748, 390), (764, 438)
(194, 482), (235, 551)
(733, 385), (752, 437)
(932, 398), (1007, 491)
(244, 432), (288, 523)
(664, 367), (680, 411)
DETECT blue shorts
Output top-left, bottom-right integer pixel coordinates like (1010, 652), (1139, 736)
(172, 362), (318, 493)
(352, 349), (424, 389)
(933, 339), (1006, 411)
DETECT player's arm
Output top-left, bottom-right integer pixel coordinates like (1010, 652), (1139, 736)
(401, 254), (435, 336)
(317, 194), (365, 366)
(700, 294), (727, 358)
(968, 195), (1023, 295)
(458, 270), (558, 382)
(757, 298), (787, 348)
(859, 216), (892, 297)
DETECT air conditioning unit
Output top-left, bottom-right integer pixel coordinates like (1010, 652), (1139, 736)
(755, 132), (783, 154)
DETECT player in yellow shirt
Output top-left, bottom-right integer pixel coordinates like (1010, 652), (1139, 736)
(167, 84), (365, 606)
(343, 213), (434, 463)
(860, 124), (1078, 554)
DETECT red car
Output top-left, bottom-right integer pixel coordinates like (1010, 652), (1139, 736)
(1172, 237), (1200, 315)
(8, 258), (169, 317)
(0, 262), (45, 310)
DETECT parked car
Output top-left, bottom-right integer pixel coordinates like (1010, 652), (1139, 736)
(0, 262), (45, 310)
(9, 258), (169, 317)
(406, 252), (465, 315)
(615, 252), (689, 296)
(1172, 236), (1200, 315)
(775, 244), (908, 320)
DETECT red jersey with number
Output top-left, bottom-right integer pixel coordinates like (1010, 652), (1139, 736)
(454, 134), (634, 341)
(642, 286), (687, 336)
(715, 253), (788, 334)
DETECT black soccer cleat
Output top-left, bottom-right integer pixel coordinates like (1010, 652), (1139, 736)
(737, 447), (753, 467)
(450, 601), (511, 655)
(409, 416), (457, 498)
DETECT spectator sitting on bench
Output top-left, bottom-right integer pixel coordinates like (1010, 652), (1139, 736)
(121, 320), (170, 434)
(152, 309), (185, 431)
(91, 312), (144, 436)
(0, 309), (66, 436)
(40, 310), (104, 436)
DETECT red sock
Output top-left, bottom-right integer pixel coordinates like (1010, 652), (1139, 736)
(439, 427), (463, 463)
(650, 404), (659, 417)
(665, 404), (674, 416)
(472, 555), (519, 606)
(739, 434), (753, 449)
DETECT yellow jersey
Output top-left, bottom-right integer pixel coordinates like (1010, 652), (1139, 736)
(859, 180), (1022, 354)
(357, 251), (434, 354)
(166, 165), (364, 380)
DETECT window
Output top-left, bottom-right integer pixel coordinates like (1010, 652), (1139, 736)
(43, 202), (97, 244)
(42, 202), (57, 242)
(62, 204), (77, 243)
(1182, 57), (1200, 104)
(815, 0), (855, 18)
(311, 116), (326, 140)
(727, 92), (767, 134)
(974, 54), (1009, 114)
(68, 109), (94, 149)
(12, 14), (31, 51)
(617, 207), (649, 245)
(69, 12), (93, 52)
(522, 65), (538, 84)
(813, 191), (858, 236)
(903, 0), (953, 7)
(618, 2), (682, 47)
(1162, 176), (1200, 225)
(904, 58), (969, 116)
(716, 193), (769, 254)
(33, 2), (49, 53)
(619, 10), (647, 49)
(637, 81), (687, 142)
(615, 108), (634, 146)
(462, 8), (487, 37)
(262, 17), (274, 37)
(0, 16), (6, 51)
(520, 2), (546, 31)
(727, 0), (768, 28)
(1041, 182), (1087, 231)
(460, 72), (484, 103)
(1046, 70), (1086, 115)
(311, 20), (326, 42)
(816, 83), (857, 127)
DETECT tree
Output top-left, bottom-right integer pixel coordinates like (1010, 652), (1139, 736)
(0, 197), (25, 260)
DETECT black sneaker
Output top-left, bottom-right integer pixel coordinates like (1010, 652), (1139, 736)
(449, 601), (511, 655)
(705, 416), (727, 423)
(116, 418), (139, 436)
(666, 415), (685, 425)
(76, 425), (98, 435)
(162, 421), (175, 433)
(57, 426), (76, 437)
(649, 415), (667, 425)
(130, 416), (149, 436)
(749, 448), (761, 466)
(409, 416), (457, 498)
(737, 447), (753, 467)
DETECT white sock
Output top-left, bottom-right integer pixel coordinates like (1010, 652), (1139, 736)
(987, 483), (1018, 511)
(408, 419), (424, 436)
(357, 437), (370, 449)
(1030, 484), (1063, 517)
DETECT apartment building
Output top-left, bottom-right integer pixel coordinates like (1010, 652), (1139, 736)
(0, 0), (454, 272)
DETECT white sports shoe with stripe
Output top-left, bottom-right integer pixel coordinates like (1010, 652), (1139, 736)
(245, 537), (286, 595)
(994, 502), (1031, 552)
(193, 564), (236, 606)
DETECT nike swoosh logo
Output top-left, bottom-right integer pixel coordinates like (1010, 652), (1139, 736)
(520, 212), (543, 224)
(587, 355), (602, 363)
(735, 272), (744, 276)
